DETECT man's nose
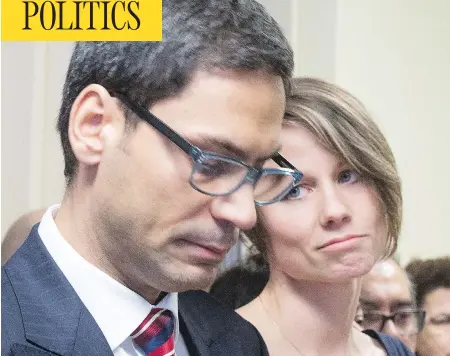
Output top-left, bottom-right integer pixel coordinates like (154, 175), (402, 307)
(210, 183), (257, 231)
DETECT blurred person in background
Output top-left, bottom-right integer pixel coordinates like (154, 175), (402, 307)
(359, 258), (424, 352)
(406, 257), (450, 356)
(2, 209), (46, 264)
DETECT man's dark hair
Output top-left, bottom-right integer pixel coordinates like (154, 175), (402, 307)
(405, 256), (450, 308)
(57, 0), (294, 185)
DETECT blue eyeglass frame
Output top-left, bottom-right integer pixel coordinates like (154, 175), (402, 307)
(113, 92), (302, 205)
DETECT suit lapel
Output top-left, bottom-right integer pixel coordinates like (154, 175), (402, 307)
(10, 343), (56, 356)
(178, 309), (210, 356)
(4, 227), (112, 356)
(71, 307), (113, 356)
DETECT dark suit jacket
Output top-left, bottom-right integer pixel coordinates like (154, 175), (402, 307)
(2, 226), (269, 356)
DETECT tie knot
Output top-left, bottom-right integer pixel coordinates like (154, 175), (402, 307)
(131, 308), (175, 355)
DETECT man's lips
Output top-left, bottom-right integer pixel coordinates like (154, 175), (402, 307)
(193, 241), (229, 255)
(318, 234), (366, 249)
(176, 239), (231, 262)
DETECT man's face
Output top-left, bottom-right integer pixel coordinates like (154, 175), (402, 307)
(91, 70), (285, 301)
(360, 259), (418, 351)
(417, 287), (450, 356)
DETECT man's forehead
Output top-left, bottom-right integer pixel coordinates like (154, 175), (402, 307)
(424, 287), (450, 310)
(365, 260), (410, 285)
(190, 133), (281, 163)
(362, 279), (409, 296)
(361, 262), (413, 307)
(371, 259), (402, 276)
(360, 287), (413, 312)
(361, 283), (412, 301)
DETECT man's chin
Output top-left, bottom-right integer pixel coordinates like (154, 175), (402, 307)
(162, 264), (219, 292)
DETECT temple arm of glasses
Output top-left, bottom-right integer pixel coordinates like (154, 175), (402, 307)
(272, 153), (298, 170)
(113, 92), (193, 155)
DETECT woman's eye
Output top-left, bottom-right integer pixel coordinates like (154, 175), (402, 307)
(338, 169), (360, 184)
(285, 185), (311, 200)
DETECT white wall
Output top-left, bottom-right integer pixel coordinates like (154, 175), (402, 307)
(1, 42), (72, 236)
(1, 43), (35, 235)
(2, 2), (449, 263)
(258, 0), (337, 80)
(335, 0), (450, 263)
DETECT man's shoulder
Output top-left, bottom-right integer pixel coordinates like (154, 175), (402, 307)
(2, 265), (18, 311)
(2, 258), (111, 356)
(179, 289), (248, 322)
(179, 290), (268, 355)
(2, 266), (27, 354)
(2, 257), (25, 316)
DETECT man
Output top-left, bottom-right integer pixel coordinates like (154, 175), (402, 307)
(2, 1), (297, 355)
(359, 258), (424, 351)
(406, 257), (450, 356)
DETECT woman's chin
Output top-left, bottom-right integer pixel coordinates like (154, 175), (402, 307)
(329, 257), (377, 281)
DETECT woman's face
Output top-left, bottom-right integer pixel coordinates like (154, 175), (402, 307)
(259, 125), (388, 283)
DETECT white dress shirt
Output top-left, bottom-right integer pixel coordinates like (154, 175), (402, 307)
(38, 205), (190, 356)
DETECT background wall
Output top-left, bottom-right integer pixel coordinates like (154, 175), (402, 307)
(334, 0), (450, 264)
(2, 42), (71, 237)
(2, 0), (449, 264)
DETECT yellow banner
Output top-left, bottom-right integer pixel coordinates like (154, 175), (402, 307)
(2, 0), (162, 41)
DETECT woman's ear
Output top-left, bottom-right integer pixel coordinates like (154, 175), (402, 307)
(68, 84), (125, 168)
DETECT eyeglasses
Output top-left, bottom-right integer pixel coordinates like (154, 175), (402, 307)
(360, 310), (426, 335)
(113, 92), (302, 206)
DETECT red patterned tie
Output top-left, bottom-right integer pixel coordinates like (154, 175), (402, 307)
(131, 308), (175, 356)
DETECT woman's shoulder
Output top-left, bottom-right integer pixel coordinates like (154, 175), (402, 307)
(362, 329), (415, 356)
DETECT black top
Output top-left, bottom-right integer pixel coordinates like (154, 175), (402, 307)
(363, 329), (415, 356)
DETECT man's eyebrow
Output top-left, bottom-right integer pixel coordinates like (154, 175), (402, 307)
(359, 299), (379, 309)
(391, 300), (413, 309)
(197, 135), (281, 163)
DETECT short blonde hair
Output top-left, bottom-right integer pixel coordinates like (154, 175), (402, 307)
(247, 77), (402, 259)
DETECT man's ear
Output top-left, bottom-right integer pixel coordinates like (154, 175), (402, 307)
(68, 84), (124, 167)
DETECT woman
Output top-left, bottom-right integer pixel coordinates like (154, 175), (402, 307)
(236, 78), (412, 355)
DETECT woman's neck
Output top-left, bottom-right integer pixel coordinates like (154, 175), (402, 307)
(240, 270), (364, 356)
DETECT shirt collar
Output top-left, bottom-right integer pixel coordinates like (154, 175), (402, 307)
(38, 204), (180, 351)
